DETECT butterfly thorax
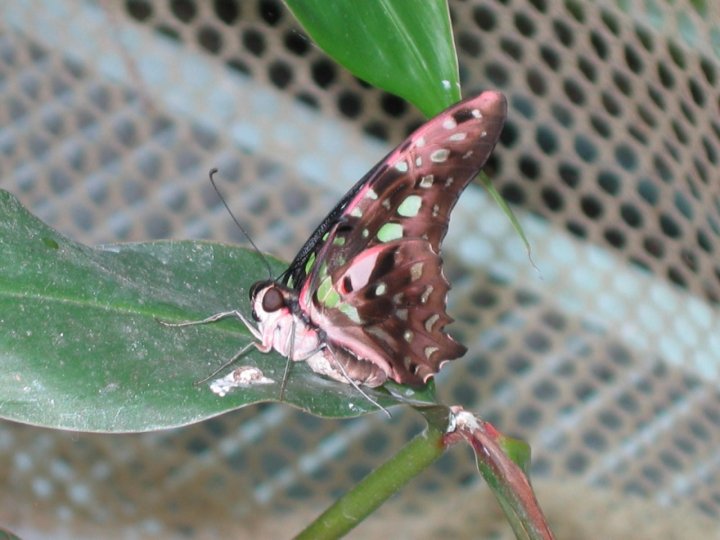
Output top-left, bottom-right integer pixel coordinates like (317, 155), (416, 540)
(249, 279), (389, 387)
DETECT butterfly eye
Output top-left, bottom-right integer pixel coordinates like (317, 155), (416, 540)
(262, 287), (285, 312)
(249, 279), (271, 300)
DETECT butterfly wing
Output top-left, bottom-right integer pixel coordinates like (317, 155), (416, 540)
(295, 91), (507, 384)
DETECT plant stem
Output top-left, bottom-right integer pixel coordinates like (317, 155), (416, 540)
(294, 418), (447, 539)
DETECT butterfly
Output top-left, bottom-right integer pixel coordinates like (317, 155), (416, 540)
(235, 91), (508, 390)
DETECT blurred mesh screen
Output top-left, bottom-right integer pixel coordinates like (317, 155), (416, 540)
(2, 1), (720, 538)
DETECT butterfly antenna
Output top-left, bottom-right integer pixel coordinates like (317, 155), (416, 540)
(208, 168), (273, 279)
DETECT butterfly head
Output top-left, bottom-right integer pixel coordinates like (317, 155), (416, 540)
(248, 280), (294, 322)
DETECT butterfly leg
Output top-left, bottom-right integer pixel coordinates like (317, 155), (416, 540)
(157, 310), (264, 343)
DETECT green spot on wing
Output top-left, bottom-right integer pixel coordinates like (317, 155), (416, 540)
(397, 195), (422, 217)
(377, 222), (403, 242)
(339, 303), (361, 323)
(304, 252), (316, 275)
(317, 276), (340, 308)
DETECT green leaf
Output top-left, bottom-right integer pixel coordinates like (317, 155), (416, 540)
(0, 190), (414, 432)
(480, 172), (537, 269)
(285, 0), (461, 116)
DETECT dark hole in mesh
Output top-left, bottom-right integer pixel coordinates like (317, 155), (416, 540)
(526, 68), (546, 96)
(637, 104), (656, 128)
(688, 79), (705, 107)
(642, 236), (664, 259)
(563, 79), (585, 105)
(452, 382), (478, 404)
(126, 0), (153, 21)
(513, 95), (536, 119)
(468, 355), (490, 377)
(170, 0), (196, 22)
(259, 0), (283, 26)
(42, 111), (64, 136)
(337, 91), (362, 119)
(156, 24), (180, 42)
(517, 406), (541, 428)
(458, 31), (481, 56)
(567, 219), (587, 238)
(175, 147), (200, 172)
(601, 91), (621, 116)
(499, 120), (519, 147)
(536, 126), (558, 155)
(113, 118), (137, 147)
(380, 93), (407, 118)
(541, 186), (563, 211)
(615, 144), (637, 170)
(671, 120), (689, 146)
(363, 121), (387, 141)
(590, 114), (612, 139)
(647, 85), (665, 109)
(674, 435), (696, 455)
(574, 135), (597, 163)
(213, 0), (239, 24)
(144, 214), (171, 239)
(540, 45), (560, 71)
(583, 429), (608, 451)
(624, 44), (643, 73)
(696, 229), (712, 253)
(284, 30), (310, 56)
(122, 179), (145, 205)
(507, 353), (531, 375)
(653, 155), (673, 183)
(612, 71), (632, 96)
(668, 266), (688, 287)
(485, 62), (509, 86)
(604, 227), (626, 248)
(136, 150), (162, 179)
(553, 19), (573, 46)
(551, 103), (573, 127)
(500, 182), (524, 204)
(668, 41), (686, 69)
(673, 191), (693, 219)
(619, 203), (642, 228)
(162, 187), (187, 212)
(637, 179), (658, 205)
(601, 10), (620, 35)
(528, 0), (548, 12)
(642, 465), (663, 485)
(514, 12), (535, 37)
(597, 170), (620, 194)
(243, 28), (265, 56)
(700, 57), (717, 85)
(519, 155), (540, 179)
(702, 137), (718, 164)
(660, 213), (682, 238)
(295, 91), (318, 109)
(635, 24), (654, 51)
(598, 409), (622, 431)
(227, 58), (249, 76)
(311, 59), (336, 88)
(268, 60), (293, 88)
(628, 125), (647, 144)
(590, 31), (608, 59)
(198, 26), (222, 54)
(580, 195), (603, 219)
(48, 167), (71, 195)
(532, 379), (558, 401)
(472, 5), (496, 31)
(660, 451), (684, 473)
(565, 451), (588, 473)
(558, 162), (580, 188)
(578, 56), (596, 81)
(679, 100), (695, 124)
(500, 37), (522, 60)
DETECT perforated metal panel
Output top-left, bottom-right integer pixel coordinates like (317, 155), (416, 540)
(2, 1), (720, 538)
